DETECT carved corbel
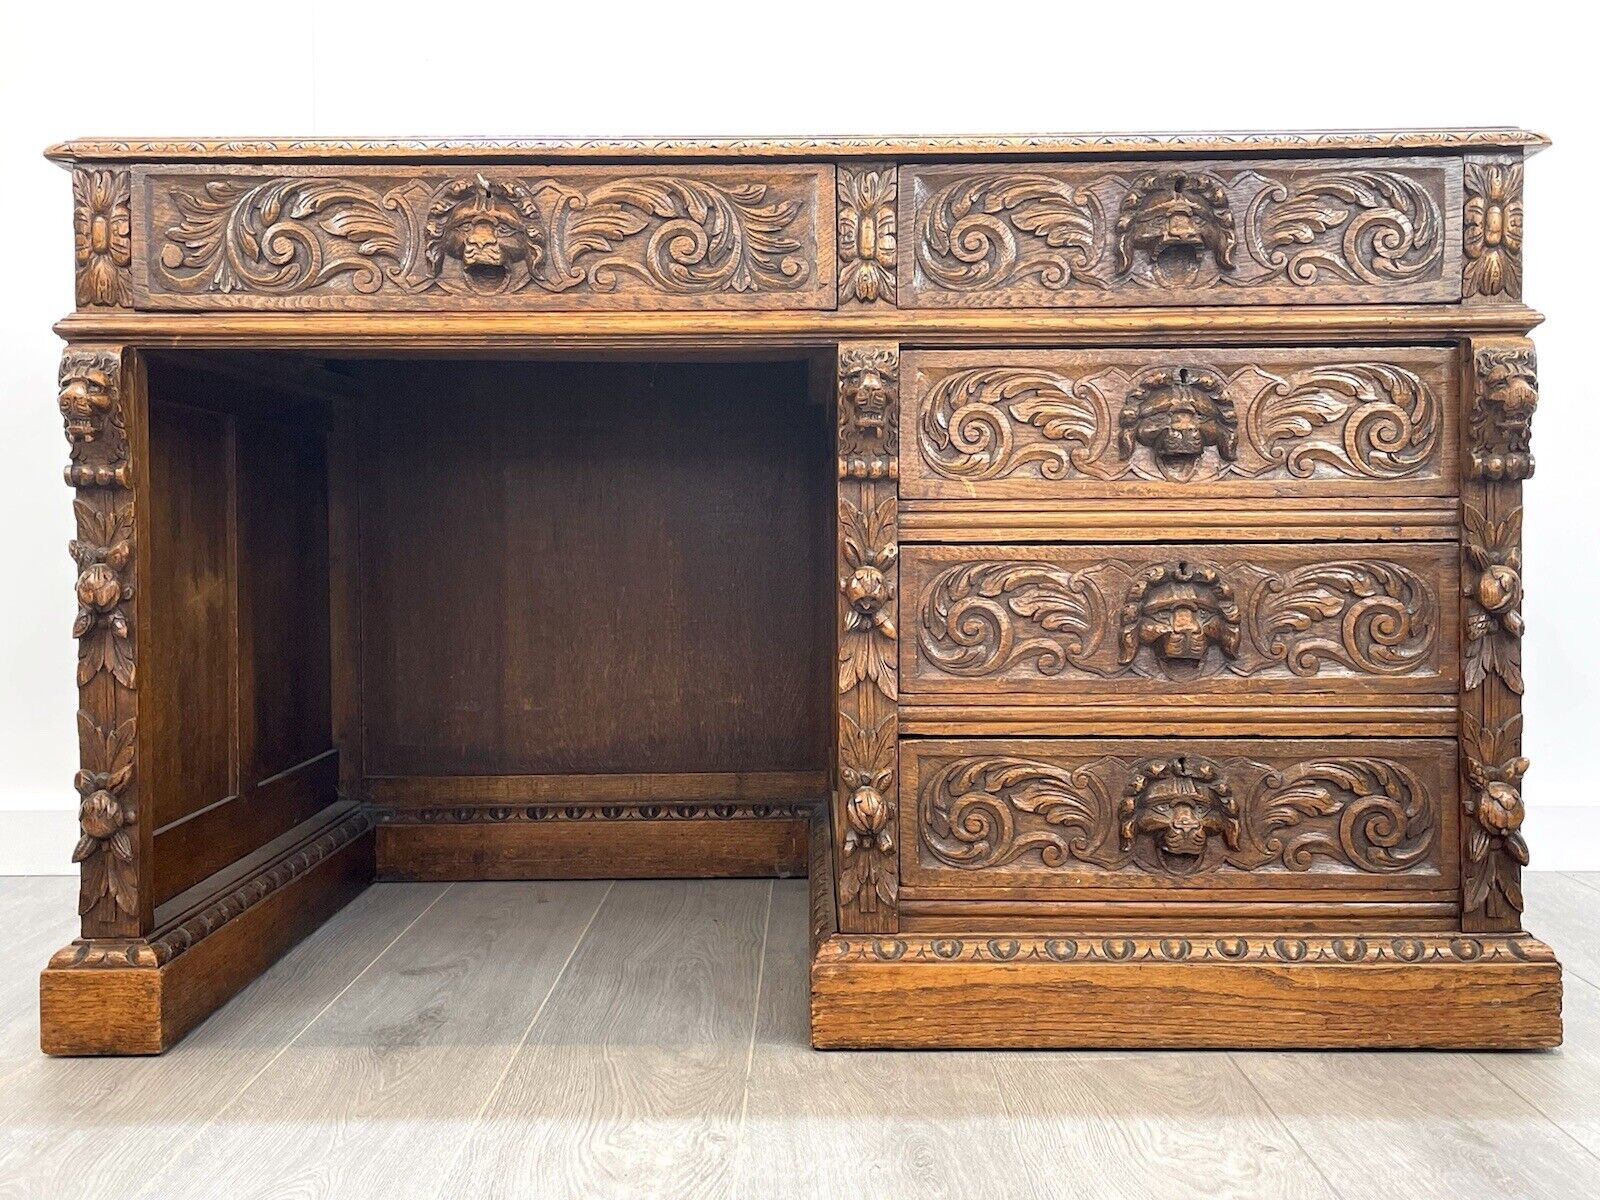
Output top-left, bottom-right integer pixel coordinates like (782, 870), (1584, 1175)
(836, 342), (899, 932)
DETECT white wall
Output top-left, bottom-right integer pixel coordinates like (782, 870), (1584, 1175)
(2, 0), (1595, 872)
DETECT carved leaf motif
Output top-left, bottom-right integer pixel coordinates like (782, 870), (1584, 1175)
(919, 367), (1104, 481)
(1462, 713), (1530, 913)
(1250, 171), (1442, 286)
(918, 562), (1101, 677)
(161, 179), (403, 294)
(917, 174), (1099, 291)
(73, 169), (132, 307)
(74, 711), (138, 918)
(839, 496), (897, 701)
(919, 752), (1438, 877)
(555, 177), (808, 294)
(838, 165), (896, 304)
(1254, 561), (1436, 676)
(1247, 364), (1437, 478)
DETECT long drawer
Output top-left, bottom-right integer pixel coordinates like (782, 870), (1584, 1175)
(900, 346), (1458, 500)
(898, 156), (1462, 307)
(901, 542), (1458, 699)
(901, 737), (1457, 895)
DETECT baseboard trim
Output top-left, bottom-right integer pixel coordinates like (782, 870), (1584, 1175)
(39, 807), (375, 1055)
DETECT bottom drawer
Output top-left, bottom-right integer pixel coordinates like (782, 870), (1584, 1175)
(902, 737), (1456, 896)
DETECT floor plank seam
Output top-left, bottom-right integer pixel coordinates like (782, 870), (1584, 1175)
(1562, 872), (1600, 897)
(728, 878), (776, 1200)
(427, 878), (617, 1200)
(124, 881), (457, 1200)
(1223, 1051), (1350, 1200)
(1467, 1052), (1600, 1167)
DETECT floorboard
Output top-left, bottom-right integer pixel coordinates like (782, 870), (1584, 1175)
(129, 880), (611, 1200)
(438, 878), (773, 1200)
(0, 876), (79, 1087)
(0, 882), (446, 1200)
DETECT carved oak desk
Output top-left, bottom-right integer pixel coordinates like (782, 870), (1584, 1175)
(40, 131), (1561, 1054)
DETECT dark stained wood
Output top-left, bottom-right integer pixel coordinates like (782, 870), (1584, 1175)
(355, 358), (831, 779)
(378, 814), (810, 881)
(41, 131), (1558, 1057)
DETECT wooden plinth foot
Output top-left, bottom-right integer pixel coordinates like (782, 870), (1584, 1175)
(40, 809), (374, 1056)
(809, 930), (1563, 1050)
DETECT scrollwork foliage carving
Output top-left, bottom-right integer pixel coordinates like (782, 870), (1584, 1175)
(922, 752), (1437, 878)
(916, 555), (1437, 683)
(908, 160), (1450, 303)
(153, 171), (816, 302)
(916, 360), (1439, 485)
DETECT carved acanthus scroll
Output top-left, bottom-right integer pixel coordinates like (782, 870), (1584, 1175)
(920, 748), (1441, 879)
(836, 343), (900, 932)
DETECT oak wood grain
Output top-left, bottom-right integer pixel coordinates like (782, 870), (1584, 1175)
(439, 879), (771, 1200)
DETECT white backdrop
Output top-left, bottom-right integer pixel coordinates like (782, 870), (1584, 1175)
(2, 0), (1594, 872)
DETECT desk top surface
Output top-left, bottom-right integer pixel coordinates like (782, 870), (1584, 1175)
(46, 128), (1549, 165)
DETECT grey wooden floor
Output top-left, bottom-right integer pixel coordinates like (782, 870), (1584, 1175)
(2, 875), (1599, 1200)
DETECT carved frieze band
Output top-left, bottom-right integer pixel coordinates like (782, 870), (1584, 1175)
(376, 802), (817, 824)
(1462, 336), (1536, 929)
(60, 347), (142, 930)
(818, 933), (1552, 966)
(915, 744), (1446, 880)
(838, 163), (896, 305)
(909, 351), (1450, 492)
(837, 343), (899, 932)
(140, 166), (831, 309)
(907, 546), (1451, 692)
(902, 157), (1460, 306)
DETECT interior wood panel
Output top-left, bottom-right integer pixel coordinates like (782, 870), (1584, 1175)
(144, 400), (233, 831)
(354, 358), (831, 779)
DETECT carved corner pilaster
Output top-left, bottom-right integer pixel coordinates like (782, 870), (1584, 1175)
(1461, 336), (1534, 932)
(836, 342), (899, 933)
(60, 345), (150, 938)
(838, 164), (896, 306)
(72, 168), (133, 309)
(1462, 155), (1524, 302)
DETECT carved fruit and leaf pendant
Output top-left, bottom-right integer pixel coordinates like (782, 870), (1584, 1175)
(838, 715), (896, 911)
(839, 496), (898, 701)
(1463, 713), (1530, 913)
(74, 711), (137, 917)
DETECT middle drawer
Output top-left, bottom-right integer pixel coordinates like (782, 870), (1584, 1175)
(902, 542), (1458, 699)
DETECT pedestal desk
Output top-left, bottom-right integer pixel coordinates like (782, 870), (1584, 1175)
(39, 130), (1561, 1053)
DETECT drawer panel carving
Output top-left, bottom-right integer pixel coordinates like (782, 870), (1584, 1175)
(136, 165), (835, 310)
(900, 157), (1461, 307)
(903, 543), (1457, 696)
(902, 347), (1457, 499)
(904, 737), (1455, 889)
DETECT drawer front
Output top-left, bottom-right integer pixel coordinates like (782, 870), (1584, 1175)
(903, 543), (1457, 697)
(899, 157), (1461, 307)
(901, 347), (1458, 500)
(135, 164), (835, 311)
(903, 737), (1456, 891)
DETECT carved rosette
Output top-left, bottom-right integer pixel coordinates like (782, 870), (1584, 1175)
(836, 343), (899, 932)
(72, 169), (133, 308)
(921, 751), (1439, 878)
(838, 164), (896, 305)
(60, 346), (142, 934)
(1463, 159), (1524, 299)
(915, 359), (1440, 486)
(1462, 336), (1535, 931)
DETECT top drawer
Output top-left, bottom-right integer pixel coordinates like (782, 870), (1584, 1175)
(134, 164), (836, 311)
(900, 157), (1462, 307)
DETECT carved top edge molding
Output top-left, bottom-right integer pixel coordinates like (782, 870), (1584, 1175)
(47, 129), (1550, 164)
